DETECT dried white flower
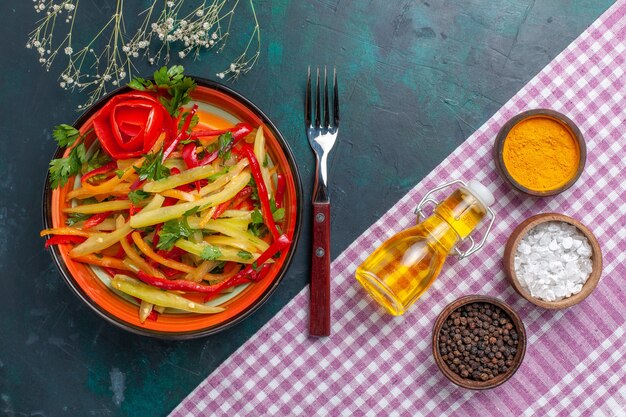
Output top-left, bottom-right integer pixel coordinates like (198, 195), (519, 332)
(27, 0), (261, 109)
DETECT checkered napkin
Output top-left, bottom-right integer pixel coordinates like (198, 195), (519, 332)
(172, 2), (626, 416)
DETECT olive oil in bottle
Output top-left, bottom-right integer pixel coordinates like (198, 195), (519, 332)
(355, 180), (494, 315)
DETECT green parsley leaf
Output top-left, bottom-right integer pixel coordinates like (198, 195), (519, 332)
(65, 212), (91, 226)
(263, 154), (269, 168)
(217, 132), (233, 160)
(115, 169), (125, 178)
(251, 209), (264, 224)
(183, 206), (200, 217)
(127, 77), (153, 91)
(237, 250), (253, 260)
(134, 150), (170, 181)
(200, 245), (223, 261)
(52, 124), (80, 147)
(178, 112), (199, 132)
(156, 217), (194, 251)
(154, 66), (196, 117)
(84, 149), (111, 173)
(272, 208), (285, 222)
(49, 143), (87, 188)
(128, 66), (197, 117)
(128, 190), (151, 204)
(209, 261), (226, 274)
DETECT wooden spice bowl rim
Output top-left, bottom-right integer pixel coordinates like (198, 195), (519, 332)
(504, 213), (603, 309)
(432, 295), (527, 390)
(493, 108), (586, 197)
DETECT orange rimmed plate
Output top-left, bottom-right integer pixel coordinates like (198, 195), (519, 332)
(42, 79), (302, 339)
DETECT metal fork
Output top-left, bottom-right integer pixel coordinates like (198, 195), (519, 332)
(305, 66), (339, 337)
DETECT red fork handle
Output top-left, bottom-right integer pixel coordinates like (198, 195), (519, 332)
(310, 202), (331, 337)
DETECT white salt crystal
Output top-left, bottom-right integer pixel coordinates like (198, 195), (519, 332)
(514, 221), (593, 301)
(562, 237), (573, 249)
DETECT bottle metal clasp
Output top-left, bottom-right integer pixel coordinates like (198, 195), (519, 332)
(413, 180), (496, 260)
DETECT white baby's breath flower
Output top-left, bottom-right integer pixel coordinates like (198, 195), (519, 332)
(26, 0), (261, 109)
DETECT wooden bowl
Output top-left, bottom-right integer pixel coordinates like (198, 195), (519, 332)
(504, 213), (602, 309)
(493, 109), (586, 197)
(432, 295), (526, 390)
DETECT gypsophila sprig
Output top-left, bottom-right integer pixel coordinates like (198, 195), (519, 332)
(27, 0), (261, 109)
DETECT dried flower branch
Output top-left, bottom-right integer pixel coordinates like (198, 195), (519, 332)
(26, 0), (261, 109)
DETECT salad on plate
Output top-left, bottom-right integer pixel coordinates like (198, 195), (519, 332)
(41, 66), (291, 324)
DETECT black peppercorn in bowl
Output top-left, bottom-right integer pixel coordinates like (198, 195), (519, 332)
(432, 295), (526, 390)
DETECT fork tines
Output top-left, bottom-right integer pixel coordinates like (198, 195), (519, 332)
(306, 66), (339, 129)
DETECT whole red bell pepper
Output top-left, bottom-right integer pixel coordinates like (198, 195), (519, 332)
(81, 161), (117, 183)
(45, 235), (87, 249)
(92, 91), (170, 159)
(236, 144), (281, 240)
(83, 211), (112, 229)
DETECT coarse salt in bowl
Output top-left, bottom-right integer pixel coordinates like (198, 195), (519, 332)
(503, 213), (603, 309)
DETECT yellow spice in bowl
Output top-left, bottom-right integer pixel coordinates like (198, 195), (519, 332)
(502, 117), (580, 192)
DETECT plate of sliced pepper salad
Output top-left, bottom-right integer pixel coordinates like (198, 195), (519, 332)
(42, 66), (302, 338)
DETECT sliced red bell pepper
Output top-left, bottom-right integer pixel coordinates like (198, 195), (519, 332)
(275, 174), (286, 209)
(45, 235), (87, 249)
(190, 123), (253, 140)
(129, 203), (141, 216)
(236, 144), (281, 240)
(239, 234), (290, 278)
(182, 122), (253, 169)
(212, 186), (253, 219)
(83, 211), (112, 229)
(136, 271), (238, 293)
(81, 161), (117, 183)
(146, 309), (159, 321)
(162, 104), (198, 160)
(130, 178), (146, 191)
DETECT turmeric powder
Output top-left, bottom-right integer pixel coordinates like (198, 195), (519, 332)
(502, 117), (580, 191)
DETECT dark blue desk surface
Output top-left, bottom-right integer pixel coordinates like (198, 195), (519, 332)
(0, 1), (614, 415)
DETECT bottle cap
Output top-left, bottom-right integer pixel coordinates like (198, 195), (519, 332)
(466, 180), (495, 208)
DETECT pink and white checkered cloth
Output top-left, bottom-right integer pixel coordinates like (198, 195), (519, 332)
(172, 2), (626, 416)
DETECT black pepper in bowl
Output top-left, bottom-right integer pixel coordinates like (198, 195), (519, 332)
(432, 295), (526, 390)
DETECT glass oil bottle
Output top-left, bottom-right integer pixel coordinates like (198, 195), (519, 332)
(355, 180), (495, 316)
